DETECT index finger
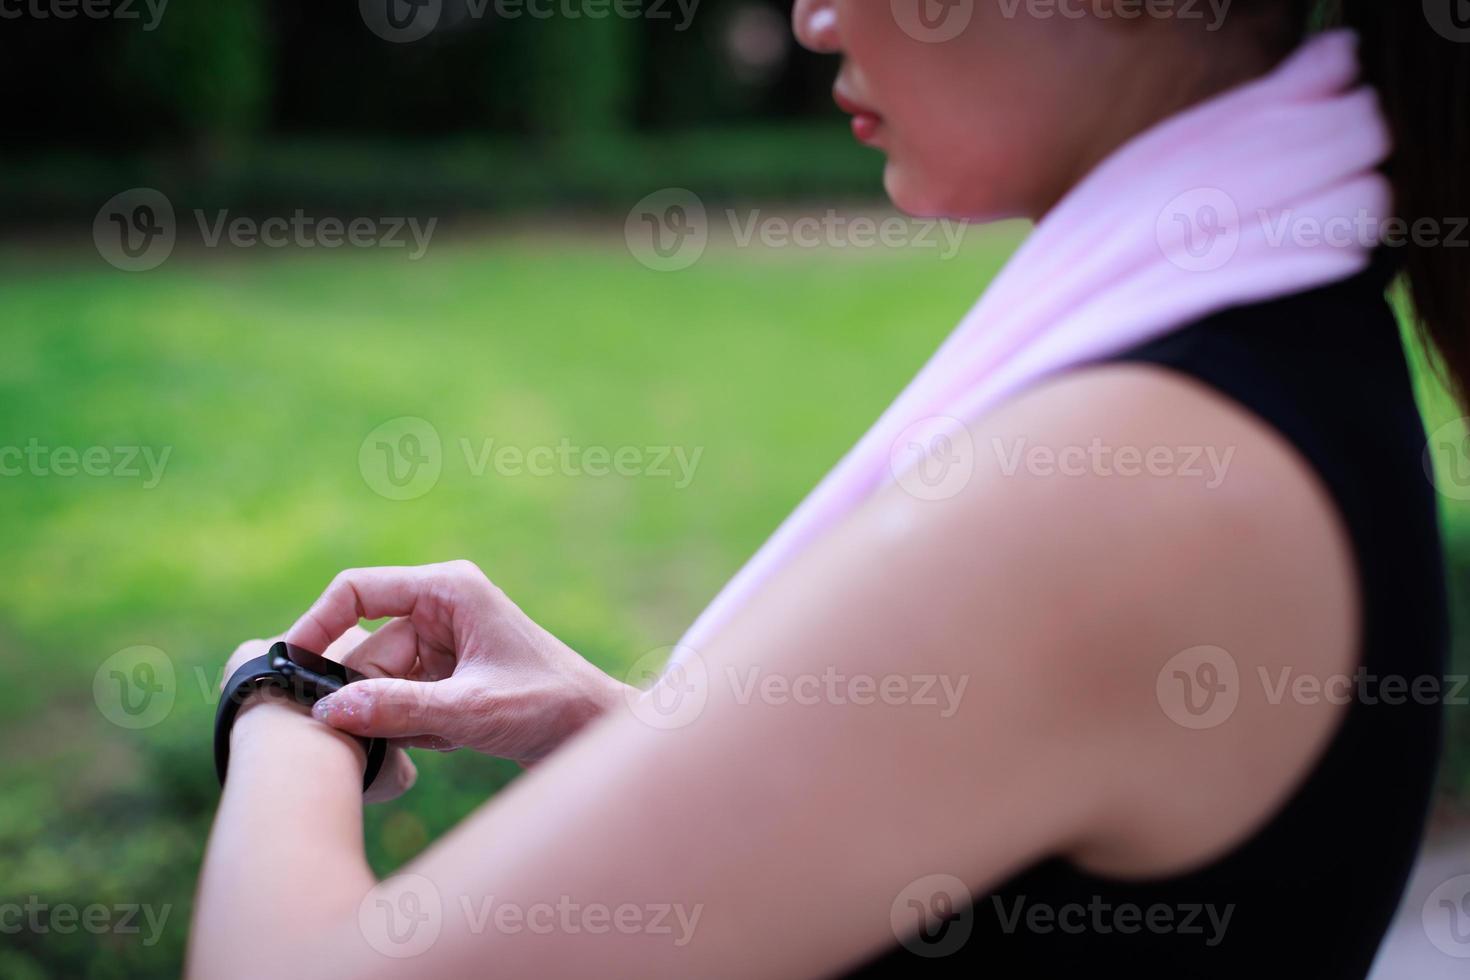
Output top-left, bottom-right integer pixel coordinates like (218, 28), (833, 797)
(284, 561), (488, 654)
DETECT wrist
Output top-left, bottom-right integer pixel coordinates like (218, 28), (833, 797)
(590, 670), (638, 718)
(216, 643), (387, 793)
(230, 691), (368, 774)
(569, 667), (638, 741)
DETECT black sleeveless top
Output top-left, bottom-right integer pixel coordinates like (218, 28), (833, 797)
(851, 263), (1448, 978)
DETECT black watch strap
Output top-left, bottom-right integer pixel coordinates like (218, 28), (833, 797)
(214, 642), (387, 792)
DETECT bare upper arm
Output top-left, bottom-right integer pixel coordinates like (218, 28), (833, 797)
(332, 363), (1357, 978)
(976, 364), (1358, 878)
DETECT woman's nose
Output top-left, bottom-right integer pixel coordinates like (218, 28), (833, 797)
(792, 0), (840, 54)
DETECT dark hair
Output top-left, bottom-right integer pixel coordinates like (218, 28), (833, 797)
(1263, 2), (1470, 404)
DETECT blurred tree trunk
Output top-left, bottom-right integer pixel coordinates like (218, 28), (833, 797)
(122, 0), (271, 173)
(524, 14), (637, 148)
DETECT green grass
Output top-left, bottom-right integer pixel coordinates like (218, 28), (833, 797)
(0, 223), (1465, 976)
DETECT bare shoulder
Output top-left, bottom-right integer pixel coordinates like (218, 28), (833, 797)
(867, 361), (1359, 876)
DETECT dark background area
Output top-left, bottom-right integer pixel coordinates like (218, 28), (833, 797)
(2, 0), (880, 224)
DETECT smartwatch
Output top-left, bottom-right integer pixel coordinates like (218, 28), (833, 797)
(214, 641), (387, 792)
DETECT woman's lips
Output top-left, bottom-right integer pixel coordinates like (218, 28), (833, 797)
(850, 112), (882, 146)
(834, 89), (883, 147)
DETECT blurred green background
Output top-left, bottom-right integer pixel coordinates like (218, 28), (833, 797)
(1, 2), (1467, 976)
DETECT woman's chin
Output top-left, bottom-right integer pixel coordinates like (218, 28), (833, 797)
(882, 162), (972, 221)
(884, 162), (1025, 224)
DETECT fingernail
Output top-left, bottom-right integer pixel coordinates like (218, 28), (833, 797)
(313, 694), (353, 724)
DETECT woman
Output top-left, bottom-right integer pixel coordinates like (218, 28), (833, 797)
(190, 2), (1465, 976)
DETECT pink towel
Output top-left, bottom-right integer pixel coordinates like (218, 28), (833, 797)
(675, 30), (1391, 661)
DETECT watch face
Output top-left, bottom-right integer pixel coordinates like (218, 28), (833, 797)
(270, 642), (368, 697)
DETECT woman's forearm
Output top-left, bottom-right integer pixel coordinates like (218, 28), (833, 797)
(187, 699), (377, 980)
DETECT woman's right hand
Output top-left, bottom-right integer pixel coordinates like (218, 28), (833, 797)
(283, 560), (634, 766)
